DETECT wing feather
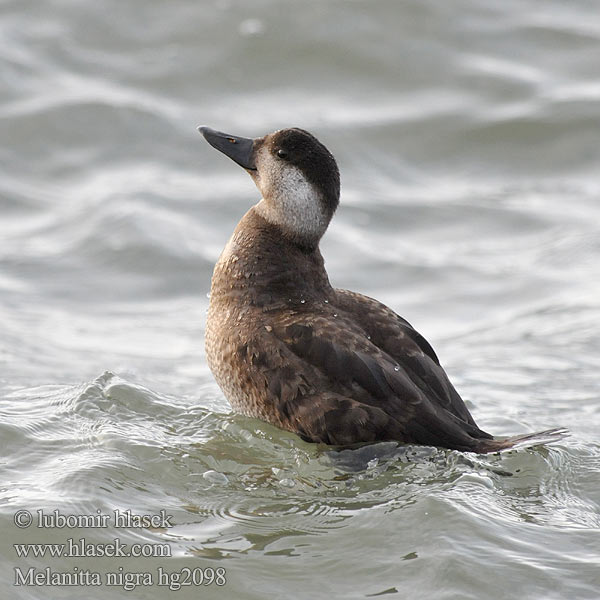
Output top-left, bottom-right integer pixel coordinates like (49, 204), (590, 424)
(237, 291), (492, 449)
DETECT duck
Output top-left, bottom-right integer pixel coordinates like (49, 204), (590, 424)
(198, 125), (564, 453)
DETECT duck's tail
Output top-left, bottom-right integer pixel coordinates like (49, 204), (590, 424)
(474, 427), (569, 454)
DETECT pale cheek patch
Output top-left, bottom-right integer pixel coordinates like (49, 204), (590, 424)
(255, 149), (328, 241)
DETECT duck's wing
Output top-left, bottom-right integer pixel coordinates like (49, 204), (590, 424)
(333, 288), (479, 428)
(250, 312), (493, 451)
(334, 289), (440, 362)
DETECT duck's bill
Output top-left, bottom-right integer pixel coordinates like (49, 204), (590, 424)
(198, 127), (257, 170)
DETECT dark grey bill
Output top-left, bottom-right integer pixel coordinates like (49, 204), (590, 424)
(198, 126), (256, 170)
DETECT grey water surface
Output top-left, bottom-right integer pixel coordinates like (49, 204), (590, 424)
(1, 1), (599, 598)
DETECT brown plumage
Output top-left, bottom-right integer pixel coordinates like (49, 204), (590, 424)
(199, 126), (565, 453)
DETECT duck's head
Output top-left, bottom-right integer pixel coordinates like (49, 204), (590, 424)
(199, 126), (340, 249)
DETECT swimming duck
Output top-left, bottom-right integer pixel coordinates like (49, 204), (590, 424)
(199, 126), (563, 453)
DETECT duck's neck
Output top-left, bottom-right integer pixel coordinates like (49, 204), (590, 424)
(210, 206), (333, 308)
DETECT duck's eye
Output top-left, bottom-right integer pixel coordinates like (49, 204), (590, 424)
(277, 149), (288, 159)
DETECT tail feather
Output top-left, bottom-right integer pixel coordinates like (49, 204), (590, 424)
(474, 427), (569, 454)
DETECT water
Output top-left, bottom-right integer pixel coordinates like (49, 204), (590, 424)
(1, 0), (599, 598)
